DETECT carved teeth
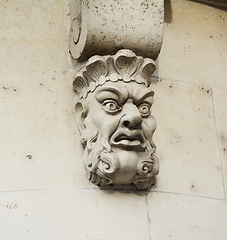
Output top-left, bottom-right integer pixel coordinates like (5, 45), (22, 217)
(115, 134), (143, 143)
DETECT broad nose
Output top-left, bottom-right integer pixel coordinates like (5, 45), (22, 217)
(120, 101), (142, 129)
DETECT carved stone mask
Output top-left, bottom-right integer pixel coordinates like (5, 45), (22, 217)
(74, 50), (159, 190)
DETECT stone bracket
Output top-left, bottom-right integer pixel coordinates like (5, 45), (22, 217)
(69, 0), (164, 61)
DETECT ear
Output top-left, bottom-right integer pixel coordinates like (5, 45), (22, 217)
(75, 99), (88, 137)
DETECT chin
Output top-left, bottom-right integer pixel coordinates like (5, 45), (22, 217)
(109, 148), (146, 184)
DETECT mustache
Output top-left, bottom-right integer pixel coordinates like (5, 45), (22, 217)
(110, 129), (147, 151)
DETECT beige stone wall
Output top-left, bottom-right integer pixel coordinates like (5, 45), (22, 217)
(0, 0), (226, 239)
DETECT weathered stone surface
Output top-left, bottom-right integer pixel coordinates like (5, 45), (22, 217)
(69, 0), (164, 60)
(73, 50), (159, 190)
(0, 0), (226, 239)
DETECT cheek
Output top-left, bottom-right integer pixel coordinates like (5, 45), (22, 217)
(85, 110), (121, 135)
(142, 115), (157, 140)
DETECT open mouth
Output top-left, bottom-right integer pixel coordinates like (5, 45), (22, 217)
(110, 130), (146, 151)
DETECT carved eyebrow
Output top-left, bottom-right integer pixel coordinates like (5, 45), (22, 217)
(95, 86), (128, 104)
(134, 91), (154, 106)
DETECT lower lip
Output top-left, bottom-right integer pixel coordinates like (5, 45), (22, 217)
(112, 140), (145, 150)
(116, 139), (141, 146)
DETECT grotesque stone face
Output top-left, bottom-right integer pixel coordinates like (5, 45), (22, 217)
(76, 80), (159, 190)
(74, 49), (159, 190)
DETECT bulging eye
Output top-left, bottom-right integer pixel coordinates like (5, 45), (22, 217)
(102, 100), (121, 114)
(138, 103), (151, 117)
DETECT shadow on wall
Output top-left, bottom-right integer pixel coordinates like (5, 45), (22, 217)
(151, 58), (159, 84)
(189, 0), (227, 10)
(164, 0), (227, 24)
(164, 0), (172, 23)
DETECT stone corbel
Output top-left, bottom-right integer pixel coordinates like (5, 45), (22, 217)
(69, 0), (164, 190)
(69, 0), (164, 61)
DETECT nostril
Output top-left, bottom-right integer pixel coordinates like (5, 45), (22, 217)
(123, 120), (130, 128)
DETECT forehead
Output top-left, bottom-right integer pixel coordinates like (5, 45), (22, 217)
(89, 81), (154, 103)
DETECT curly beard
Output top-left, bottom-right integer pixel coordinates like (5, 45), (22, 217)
(82, 128), (159, 190)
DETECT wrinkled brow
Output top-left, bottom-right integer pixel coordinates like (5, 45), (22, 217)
(95, 86), (128, 104)
(132, 90), (154, 106)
